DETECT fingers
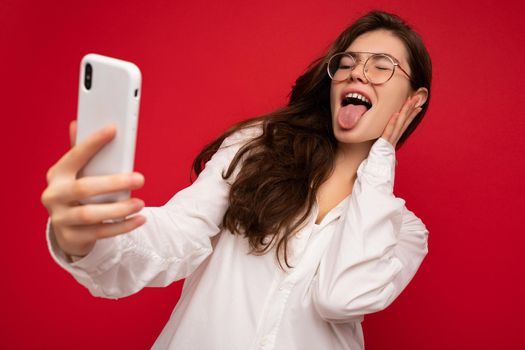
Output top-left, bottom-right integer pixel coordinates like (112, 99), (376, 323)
(69, 120), (77, 148)
(42, 121), (147, 258)
(382, 96), (421, 146)
(54, 198), (145, 226)
(50, 125), (116, 179)
(54, 214), (147, 256)
(394, 95), (418, 131)
(45, 172), (145, 205)
(79, 214), (147, 240)
(381, 112), (399, 142)
(402, 104), (422, 131)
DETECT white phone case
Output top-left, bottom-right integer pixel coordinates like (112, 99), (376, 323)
(76, 53), (142, 204)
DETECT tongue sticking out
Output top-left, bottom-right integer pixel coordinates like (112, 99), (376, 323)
(337, 104), (368, 129)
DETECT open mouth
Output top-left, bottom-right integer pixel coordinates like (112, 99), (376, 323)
(336, 92), (373, 130)
(341, 93), (373, 110)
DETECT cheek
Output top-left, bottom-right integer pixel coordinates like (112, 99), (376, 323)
(377, 89), (407, 114)
(356, 88), (408, 138)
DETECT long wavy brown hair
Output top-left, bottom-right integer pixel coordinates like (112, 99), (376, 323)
(191, 10), (432, 271)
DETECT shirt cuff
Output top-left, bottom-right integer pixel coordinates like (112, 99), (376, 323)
(356, 137), (397, 194)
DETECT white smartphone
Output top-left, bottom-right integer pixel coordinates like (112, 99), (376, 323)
(76, 53), (142, 204)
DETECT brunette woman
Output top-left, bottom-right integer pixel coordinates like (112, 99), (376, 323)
(42, 10), (431, 350)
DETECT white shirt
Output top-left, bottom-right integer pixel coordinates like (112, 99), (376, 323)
(46, 124), (429, 350)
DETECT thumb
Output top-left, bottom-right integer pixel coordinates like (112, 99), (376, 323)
(69, 120), (77, 148)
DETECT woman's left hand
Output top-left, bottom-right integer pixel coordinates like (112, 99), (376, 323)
(381, 95), (422, 149)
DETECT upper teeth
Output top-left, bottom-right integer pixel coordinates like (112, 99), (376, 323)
(345, 92), (371, 105)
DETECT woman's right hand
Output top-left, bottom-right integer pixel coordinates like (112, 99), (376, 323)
(41, 120), (146, 260)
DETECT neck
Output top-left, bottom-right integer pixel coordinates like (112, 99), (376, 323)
(334, 139), (375, 181)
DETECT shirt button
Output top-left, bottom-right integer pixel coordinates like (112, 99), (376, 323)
(260, 336), (268, 346)
(279, 284), (290, 291)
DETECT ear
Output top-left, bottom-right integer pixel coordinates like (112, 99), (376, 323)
(412, 87), (428, 108)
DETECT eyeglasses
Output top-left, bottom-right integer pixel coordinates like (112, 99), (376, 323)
(327, 51), (411, 85)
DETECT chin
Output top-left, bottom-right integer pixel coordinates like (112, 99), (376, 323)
(332, 127), (377, 145)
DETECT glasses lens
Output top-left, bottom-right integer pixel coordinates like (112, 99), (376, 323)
(364, 54), (395, 84)
(328, 53), (355, 81)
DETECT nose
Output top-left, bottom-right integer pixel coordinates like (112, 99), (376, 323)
(347, 61), (368, 84)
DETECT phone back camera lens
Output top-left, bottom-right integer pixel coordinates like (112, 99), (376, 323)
(84, 63), (92, 90)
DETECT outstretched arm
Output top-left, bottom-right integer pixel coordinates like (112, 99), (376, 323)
(46, 125), (262, 299)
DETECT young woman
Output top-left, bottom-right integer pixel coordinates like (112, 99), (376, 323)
(41, 10), (431, 350)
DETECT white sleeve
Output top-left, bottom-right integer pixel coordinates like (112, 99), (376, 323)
(46, 125), (262, 299)
(312, 137), (429, 322)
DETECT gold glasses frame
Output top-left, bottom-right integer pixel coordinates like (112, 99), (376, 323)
(327, 51), (411, 85)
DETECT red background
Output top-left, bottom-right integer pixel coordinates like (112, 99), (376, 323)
(1, 0), (524, 349)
